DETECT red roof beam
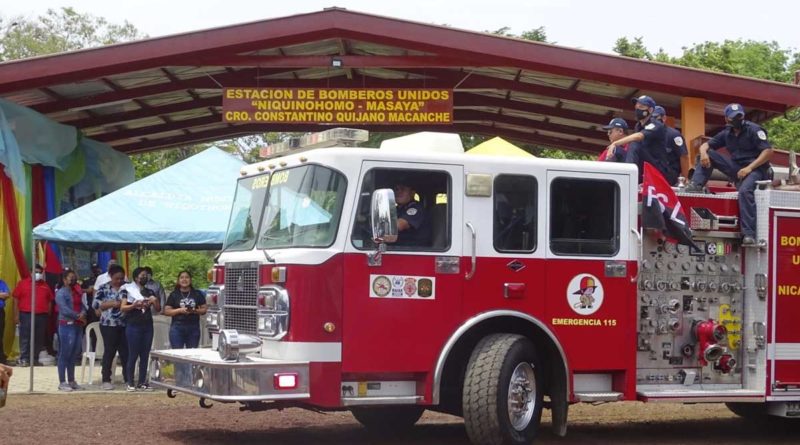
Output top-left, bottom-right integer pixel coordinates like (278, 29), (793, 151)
(330, 20), (800, 112)
(31, 72), (451, 115)
(455, 93), (610, 126)
(91, 114), (222, 143)
(62, 96), (220, 128)
(0, 12), (351, 94)
(192, 55), (483, 68)
(410, 69), (720, 123)
(30, 68), (275, 114)
(454, 109), (601, 140)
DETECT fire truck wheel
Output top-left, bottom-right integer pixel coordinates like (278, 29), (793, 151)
(350, 406), (425, 433)
(725, 402), (768, 419)
(463, 333), (542, 445)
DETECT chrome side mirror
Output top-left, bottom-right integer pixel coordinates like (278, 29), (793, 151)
(370, 188), (398, 244)
(368, 189), (398, 266)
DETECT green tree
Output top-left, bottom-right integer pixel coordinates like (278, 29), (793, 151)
(0, 7), (143, 61)
(613, 37), (800, 151)
(141, 250), (215, 290)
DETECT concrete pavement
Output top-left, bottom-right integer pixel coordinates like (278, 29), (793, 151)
(7, 360), (129, 394)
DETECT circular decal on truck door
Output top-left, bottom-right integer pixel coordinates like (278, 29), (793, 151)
(567, 274), (603, 316)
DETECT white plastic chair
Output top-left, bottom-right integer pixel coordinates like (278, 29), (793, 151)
(81, 322), (116, 385)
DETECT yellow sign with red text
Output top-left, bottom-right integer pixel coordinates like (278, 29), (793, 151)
(222, 88), (453, 125)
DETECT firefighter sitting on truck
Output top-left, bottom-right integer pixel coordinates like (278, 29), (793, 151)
(604, 95), (672, 183)
(598, 117), (629, 162)
(390, 177), (432, 247)
(685, 103), (773, 246)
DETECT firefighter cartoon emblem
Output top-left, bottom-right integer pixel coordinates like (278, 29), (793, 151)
(567, 274), (604, 316)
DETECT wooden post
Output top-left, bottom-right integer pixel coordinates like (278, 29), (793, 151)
(681, 97), (706, 177)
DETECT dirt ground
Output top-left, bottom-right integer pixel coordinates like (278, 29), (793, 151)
(2, 393), (798, 445)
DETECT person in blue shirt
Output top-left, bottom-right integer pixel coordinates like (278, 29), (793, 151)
(605, 95), (671, 183)
(390, 178), (431, 247)
(652, 106), (688, 185)
(0, 278), (9, 365)
(686, 103), (773, 245)
(598, 117), (629, 162)
(54, 269), (86, 391)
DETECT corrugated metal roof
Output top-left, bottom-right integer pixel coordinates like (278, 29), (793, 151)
(0, 7), (797, 154)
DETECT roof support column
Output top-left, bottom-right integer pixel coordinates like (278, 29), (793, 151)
(681, 97), (705, 179)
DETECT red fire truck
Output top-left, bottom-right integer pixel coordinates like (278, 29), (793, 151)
(150, 130), (800, 445)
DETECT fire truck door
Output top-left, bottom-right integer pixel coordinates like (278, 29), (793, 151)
(341, 162), (464, 374)
(459, 168), (547, 323)
(769, 210), (800, 394)
(543, 170), (637, 374)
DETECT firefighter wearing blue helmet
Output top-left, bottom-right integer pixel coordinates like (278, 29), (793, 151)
(652, 105), (688, 185)
(605, 95), (671, 183)
(686, 103), (773, 245)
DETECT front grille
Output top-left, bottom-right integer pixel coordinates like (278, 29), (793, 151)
(223, 262), (260, 334)
(223, 307), (258, 335)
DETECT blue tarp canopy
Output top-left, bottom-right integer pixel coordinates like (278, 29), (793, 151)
(33, 147), (245, 251)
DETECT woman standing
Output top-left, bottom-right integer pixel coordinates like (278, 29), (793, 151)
(164, 271), (207, 349)
(55, 269), (86, 392)
(92, 264), (129, 390)
(120, 267), (160, 391)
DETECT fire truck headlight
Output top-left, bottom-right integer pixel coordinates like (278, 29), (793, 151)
(206, 308), (221, 332)
(256, 287), (290, 340)
(257, 310), (288, 338)
(206, 286), (222, 306)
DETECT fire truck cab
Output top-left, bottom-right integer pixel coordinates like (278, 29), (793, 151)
(150, 131), (800, 445)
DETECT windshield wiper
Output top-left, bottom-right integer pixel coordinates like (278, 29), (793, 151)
(214, 238), (249, 262)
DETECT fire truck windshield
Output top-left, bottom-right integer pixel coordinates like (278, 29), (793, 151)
(222, 172), (271, 252)
(256, 164), (347, 249)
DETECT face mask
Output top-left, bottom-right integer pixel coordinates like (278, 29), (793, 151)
(34, 272), (43, 281)
(728, 118), (744, 129)
(138, 277), (149, 286)
(635, 109), (650, 120)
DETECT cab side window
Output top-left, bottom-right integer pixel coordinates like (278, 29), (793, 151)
(550, 177), (619, 256)
(494, 175), (537, 252)
(351, 168), (451, 251)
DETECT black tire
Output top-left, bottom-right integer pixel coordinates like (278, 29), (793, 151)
(351, 406), (425, 433)
(725, 402), (769, 419)
(463, 334), (543, 445)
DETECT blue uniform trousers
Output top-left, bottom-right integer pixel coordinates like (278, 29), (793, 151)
(691, 150), (769, 238)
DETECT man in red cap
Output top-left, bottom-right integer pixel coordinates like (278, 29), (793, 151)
(598, 117), (629, 162)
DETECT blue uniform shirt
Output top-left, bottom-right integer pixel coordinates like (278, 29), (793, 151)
(707, 121), (772, 166)
(395, 201), (431, 247)
(635, 117), (670, 172)
(664, 126), (687, 177)
(0, 279), (8, 309)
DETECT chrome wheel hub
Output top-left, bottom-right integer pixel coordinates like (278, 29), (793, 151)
(507, 362), (536, 431)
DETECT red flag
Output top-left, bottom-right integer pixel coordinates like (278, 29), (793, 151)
(641, 162), (695, 247)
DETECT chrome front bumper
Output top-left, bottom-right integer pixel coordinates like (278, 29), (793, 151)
(149, 348), (310, 402)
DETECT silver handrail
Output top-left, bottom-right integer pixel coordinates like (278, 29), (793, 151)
(465, 222), (476, 280)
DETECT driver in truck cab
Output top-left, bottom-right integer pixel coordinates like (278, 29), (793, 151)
(391, 177), (432, 247)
